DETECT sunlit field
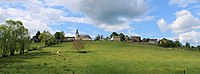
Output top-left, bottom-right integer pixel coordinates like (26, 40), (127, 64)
(1, 41), (200, 74)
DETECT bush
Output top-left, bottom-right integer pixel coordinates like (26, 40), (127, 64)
(72, 40), (85, 52)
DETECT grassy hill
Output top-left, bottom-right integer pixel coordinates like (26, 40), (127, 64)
(1, 41), (200, 74)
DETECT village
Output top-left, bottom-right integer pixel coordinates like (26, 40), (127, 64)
(61, 29), (164, 45)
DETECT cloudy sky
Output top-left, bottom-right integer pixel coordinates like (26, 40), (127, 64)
(0, 0), (200, 45)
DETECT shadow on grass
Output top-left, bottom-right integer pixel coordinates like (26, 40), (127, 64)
(65, 50), (93, 53)
(0, 52), (55, 68)
(49, 45), (64, 47)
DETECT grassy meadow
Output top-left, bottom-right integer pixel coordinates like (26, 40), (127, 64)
(1, 41), (200, 74)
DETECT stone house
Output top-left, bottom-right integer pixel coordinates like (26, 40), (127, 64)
(149, 39), (158, 44)
(111, 36), (121, 41)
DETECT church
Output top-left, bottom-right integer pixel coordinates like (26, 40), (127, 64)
(75, 29), (92, 40)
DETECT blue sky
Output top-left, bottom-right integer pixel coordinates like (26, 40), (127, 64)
(0, 0), (200, 45)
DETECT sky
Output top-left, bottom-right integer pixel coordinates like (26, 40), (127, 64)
(0, 0), (200, 45)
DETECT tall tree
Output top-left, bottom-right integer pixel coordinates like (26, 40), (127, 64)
(6, 19), (18, 56)
(0, 19), (30, 56)
(0, 25), (10, 57)
(60, 31), (65, 43)
(40, 31), (56, 47)
(35, 31), (41, 41)
(110, 32), (118, 38)
(185, 42), (190, 48)
(174, 41), (182, 47)
(54, 32), (61, 44)
(197, 45), (200, 50)
(119, 33), (125, 41)
(16, 21), (30, 54)
(54, 31), (65, 43)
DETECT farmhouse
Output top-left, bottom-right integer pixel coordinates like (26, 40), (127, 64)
(63, 37), (75, 42)
(111, 36), (121, 41)
(31, 36), (39, 43)
(149, 39), (158, 44)
(130, 36), (141, 42)
(75, 29), (92, 40)
(158, 39), (167, 44)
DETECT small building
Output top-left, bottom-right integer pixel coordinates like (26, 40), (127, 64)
(149, 39), (158, 44)
(158, 39), (168, 44)
(111, 36), (121, 41)
(75, 29), (92, 40)
(130, 36), (141, 42)
(63, 37), (75, 42)
(77, 35), (92, 40)
(31, 36), (39, 43)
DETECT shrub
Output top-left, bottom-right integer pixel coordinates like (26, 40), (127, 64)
(72, 40), (85, 52)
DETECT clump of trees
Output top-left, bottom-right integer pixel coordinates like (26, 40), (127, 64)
(39, 31), (57, 47)
(158, 38), (182, 48)
(158, 38), (200, 51)
(94, 35), (103, 41)
(110, 32), (126, 41)
(0, 19), (30, 57)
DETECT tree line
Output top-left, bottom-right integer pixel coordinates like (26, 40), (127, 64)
(0, 19), (65, 57)
(158, 38), (200, 50)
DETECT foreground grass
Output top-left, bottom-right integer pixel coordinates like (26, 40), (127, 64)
(1, 41), (200, 74)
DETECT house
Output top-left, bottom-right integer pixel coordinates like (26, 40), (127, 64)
(63, 37), (75, 42)
(111, 36), (121, 41)
(130, 36), (141, 42)
(158, 39), (167, 44)
(31, 36), (39, 43)
(75, 29), (92, 40)
(149, 39), (158, 44)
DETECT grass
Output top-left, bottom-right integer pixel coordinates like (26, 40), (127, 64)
(1, 41), (200, 74)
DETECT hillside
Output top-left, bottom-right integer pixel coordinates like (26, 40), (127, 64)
(1, 41), (200, 74)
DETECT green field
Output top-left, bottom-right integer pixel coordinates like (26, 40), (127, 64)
(1, 41), (200, 74)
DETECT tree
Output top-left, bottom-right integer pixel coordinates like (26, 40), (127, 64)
(60, 31), (65, 43)
(197, 45), (200, 50)
(95, 35), (103, 41)
(16, 21), (30, 54)
(54, 31), (65, 43)
(95, 35), (100, 41)
(72, 40), (85, 52)
(146, 38), (150, 42)
(54, 32), (61, 44)
(105, 36), (109, 40)
(174, 41), (182, 47)
(40, 31), (56, 47)
(0, 25), (10, 57)
(119, 33), (125, 41)
(185, 42), (190, 48)
(35, 31), (41, 41)
(110, 32), (118, 38)
(5, 19), (19, 56)
(0, 19), (30, 56)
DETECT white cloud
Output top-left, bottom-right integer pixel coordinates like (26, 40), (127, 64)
(0, 0), (148, 36)
(170, 10), (200, 34)
(0, 0), (90, 36)
(98, 23), (132, 32)
(169, 0), (200, 7)
(46, 0), (148, 32)
(158, 10), (200, 45)
(179, 31), (200, 46)
(132, 16), (155, 22)
(157, 18), (168, 32)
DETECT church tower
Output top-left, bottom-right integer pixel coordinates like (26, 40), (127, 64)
(75, 29), (79, 39)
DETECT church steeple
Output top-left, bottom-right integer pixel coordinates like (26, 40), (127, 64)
(76, 29), (79, 34)
(75, 29), (79, 38)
